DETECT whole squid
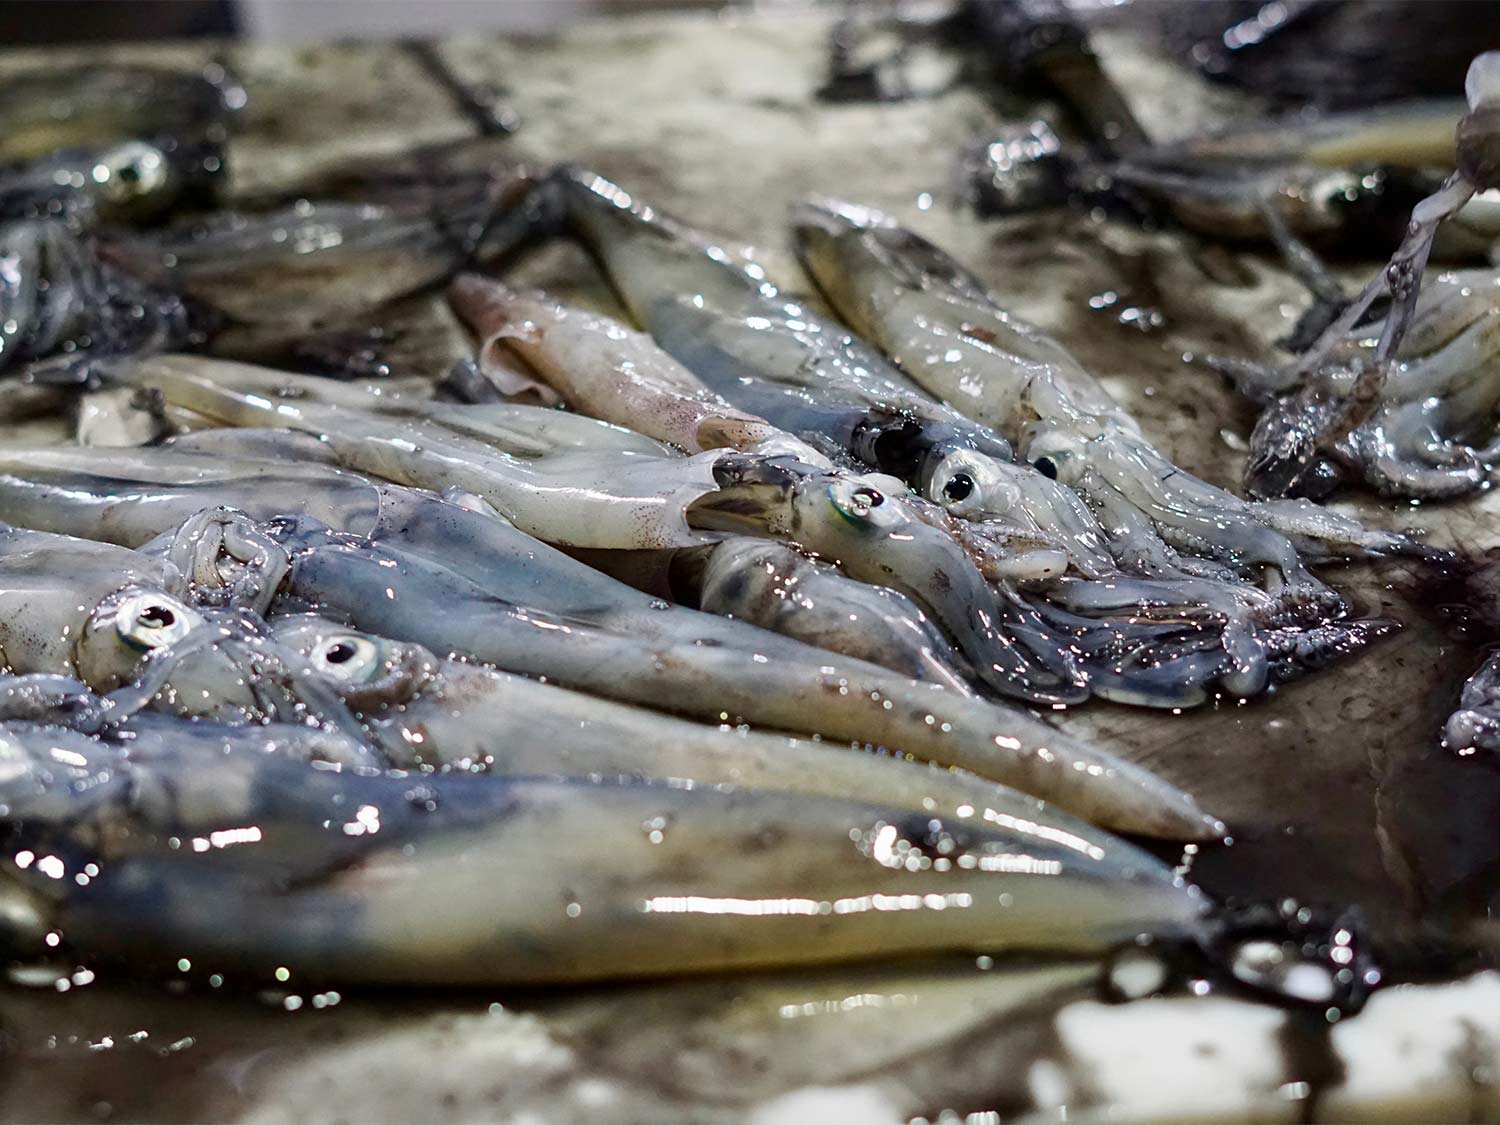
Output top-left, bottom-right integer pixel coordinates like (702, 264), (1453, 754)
(0, 718), (1209, 984)
(120, 354), (725, 551)
(126, 356), (1103, 703)
(0, 137), (222, 227)
(1235, 268), (1500, 498)
(519, 167), (1046, 525)
(1235, 54), (1500, 500)
(0, 219), (195, 379)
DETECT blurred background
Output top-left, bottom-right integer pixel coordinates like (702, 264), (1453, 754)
(0, 0), (717, 45)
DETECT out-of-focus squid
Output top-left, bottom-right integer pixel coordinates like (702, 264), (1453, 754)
(0, 219), (195, 379)
(1234, 53), (1500, 500)
(1232, 268), (1500, 498)
(0, 64), (242, 167)
(0, 717), (1209, 984)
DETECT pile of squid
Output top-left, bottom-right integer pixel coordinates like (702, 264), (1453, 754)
(6, 47), (1492, 1004)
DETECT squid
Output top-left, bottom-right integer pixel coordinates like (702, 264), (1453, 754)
(0, 444), (1220, 837)
(1241, 51), (1500, 499)
(0, 717), (1209, 984)
(788, 196), (1427, 594)
(0, 523), (361, 734)
(448, 279), (1310, 704)
(123, 356), (1100, 704)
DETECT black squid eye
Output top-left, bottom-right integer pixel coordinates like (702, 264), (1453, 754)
(942, 472), (975, 503)
(853, 486), (884, 509)
(324, 641), (358, 665)
(137, 605), (176, 629)
(1034, 457), (1058, 480)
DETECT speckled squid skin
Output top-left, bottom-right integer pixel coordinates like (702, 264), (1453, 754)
(449, 276), (781, 455)
(0, 719), (1208, 985)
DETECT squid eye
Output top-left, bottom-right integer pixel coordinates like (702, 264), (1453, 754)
(827, 480), (892, 526)
(314, 635), (384, 682)
(115, 594), (197, 652)
(941, 472), (975, 503)
(1033, 457), (1058, 480)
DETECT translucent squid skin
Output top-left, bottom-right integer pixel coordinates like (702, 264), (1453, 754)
(0, 720), (1209, 985)
(788, 197), (1423, 588)
(1246, 269), (1500, 499)
(0, 448), (1222, 839)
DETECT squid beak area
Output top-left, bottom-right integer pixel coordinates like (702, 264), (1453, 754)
(692, 454), (818, 535)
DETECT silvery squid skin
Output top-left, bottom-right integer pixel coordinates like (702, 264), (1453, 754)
(789, 198), (1425, 591)
(0, 446), (1221, 838)
(0, 719), (1209, 985)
